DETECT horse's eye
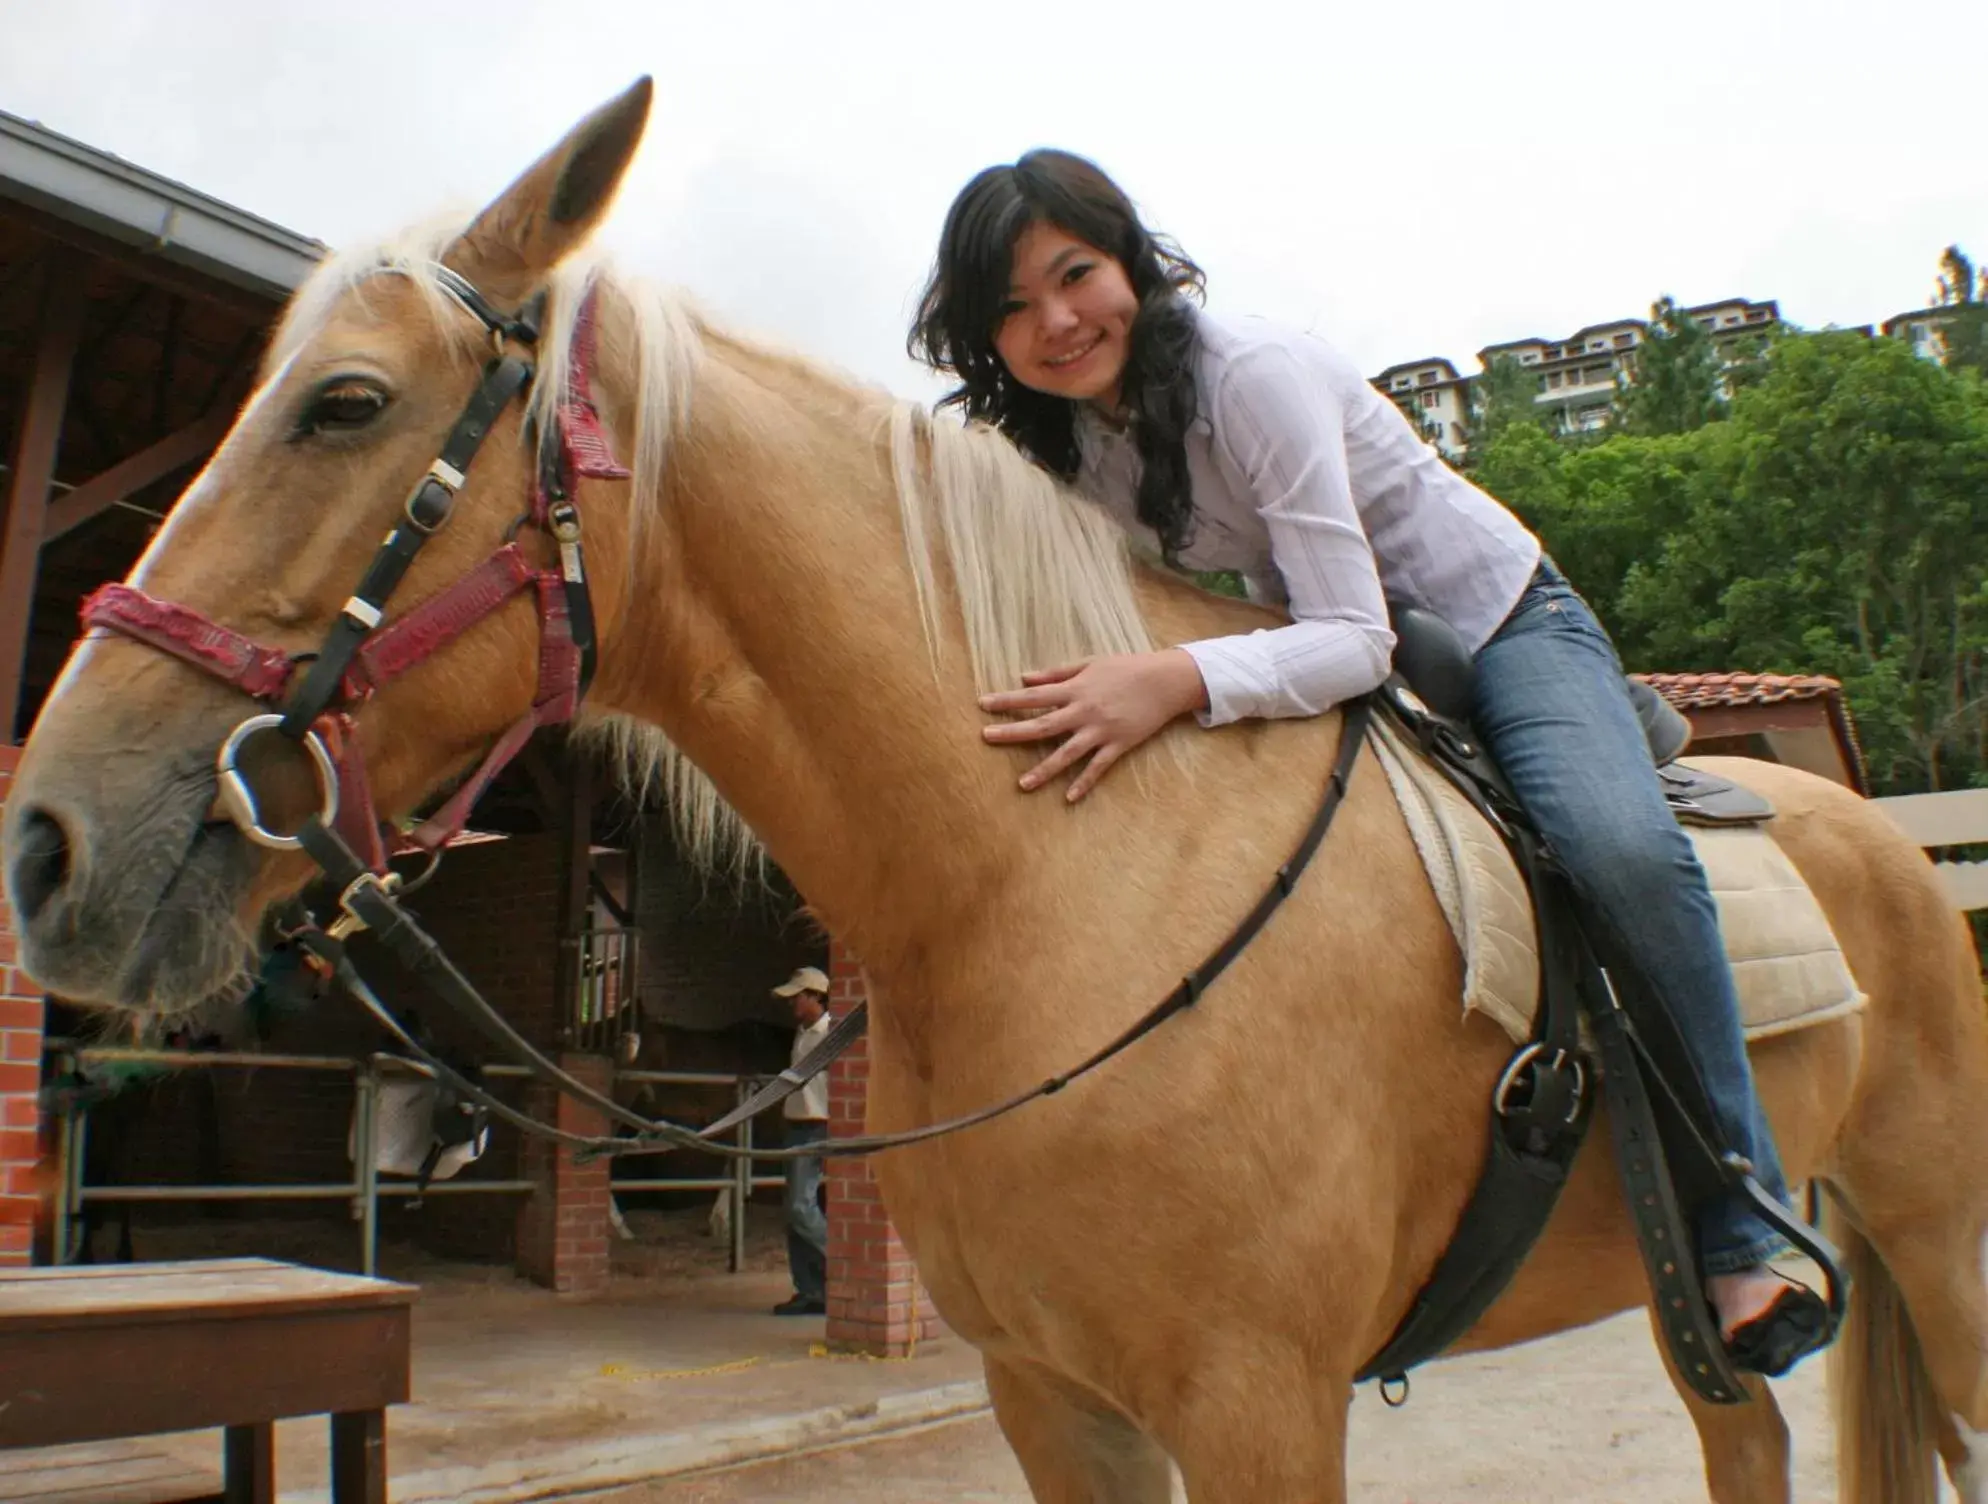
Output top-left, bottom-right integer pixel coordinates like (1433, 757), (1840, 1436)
(297, 381), (389, 438)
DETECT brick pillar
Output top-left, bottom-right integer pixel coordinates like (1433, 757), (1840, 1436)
(515, 1052), (612, 1294)
(824, 938), (939, 1356)
(0, 745), (45, 1267)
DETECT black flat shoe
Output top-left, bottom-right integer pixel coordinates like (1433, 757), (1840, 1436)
(772, 1294), (826, 1317)
(1723, 1283), (1833, 1377)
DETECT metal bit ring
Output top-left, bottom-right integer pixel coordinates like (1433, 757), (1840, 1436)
(215, 713), (339, 851)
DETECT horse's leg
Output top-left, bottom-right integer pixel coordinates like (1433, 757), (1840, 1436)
(1823, 1186), (1986, 1504)
(984, 1356), (1172, 1504)
(1648, 1308), (1790, 1503)
(1169, 1376), (1346, 1504)
(1821, 947), (1988, 1502)
(1938, 1413), (1988, 1504)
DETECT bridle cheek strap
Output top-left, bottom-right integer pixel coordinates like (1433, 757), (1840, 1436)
(397, 571), (585, 855)
(75, 279), (615, 874)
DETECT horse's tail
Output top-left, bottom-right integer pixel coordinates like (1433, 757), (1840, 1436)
(1825, 1187), (1943, 1503)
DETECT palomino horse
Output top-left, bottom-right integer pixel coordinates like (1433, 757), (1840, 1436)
(4, 82), (1984, 1503)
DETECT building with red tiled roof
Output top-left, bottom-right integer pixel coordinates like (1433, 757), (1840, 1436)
(1635, 672), (1867, 795)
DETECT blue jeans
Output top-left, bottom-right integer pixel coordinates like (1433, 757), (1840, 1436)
(1469, 559), (1792, 1275)
(783, 1120), (828, 1301)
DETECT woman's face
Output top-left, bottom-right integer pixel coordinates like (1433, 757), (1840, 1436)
(992, 220), (1139, 409)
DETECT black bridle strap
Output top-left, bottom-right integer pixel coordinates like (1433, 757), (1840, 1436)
(279, 355), (536, 739)
(299, 696), (1373, 1160)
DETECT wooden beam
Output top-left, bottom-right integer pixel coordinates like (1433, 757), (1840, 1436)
(42, 405), (233, 542)
(1874, 787), (1988, 849)
(517, 740), (568, 828)
(1681, 701), (1829, 743)
(552, 749), (596, 1046)
(1936, 860), (1988, 913)
(0, 265), (86, 741)
(3, 199), (286, 322)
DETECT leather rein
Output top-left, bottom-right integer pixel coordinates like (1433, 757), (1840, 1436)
(81, 264), (1373, 1164)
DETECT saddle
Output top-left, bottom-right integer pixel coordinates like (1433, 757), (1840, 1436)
(1360, 605), (1845, 1406)
(1387, 605), (1772, 828)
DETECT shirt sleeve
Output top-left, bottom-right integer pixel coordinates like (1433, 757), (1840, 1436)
(1178, 342), (1396, 726)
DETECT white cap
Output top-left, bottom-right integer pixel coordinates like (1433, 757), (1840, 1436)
(771, 965), (830, 998)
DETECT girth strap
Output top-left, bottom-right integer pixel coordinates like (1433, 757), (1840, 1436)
(1355, 823), (1594, 1388)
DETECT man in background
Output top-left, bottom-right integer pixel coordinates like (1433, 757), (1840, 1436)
(771, 965), (832, 1316)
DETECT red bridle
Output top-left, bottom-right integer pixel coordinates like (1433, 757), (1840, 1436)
(76, 272), (626, 879)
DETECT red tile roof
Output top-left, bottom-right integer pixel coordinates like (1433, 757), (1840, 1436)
(1632, 672), (1868, 794)
(1632, 671), (1843, 709)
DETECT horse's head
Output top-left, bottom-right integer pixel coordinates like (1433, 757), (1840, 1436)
(3, 80), (656, 1012)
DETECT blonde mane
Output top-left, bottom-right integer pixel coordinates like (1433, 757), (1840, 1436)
(278, 223), (1159, 878)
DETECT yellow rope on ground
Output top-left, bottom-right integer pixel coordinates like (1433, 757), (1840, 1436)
(598, 1355), (767, 1381)
(807, 1340), (921, 1363)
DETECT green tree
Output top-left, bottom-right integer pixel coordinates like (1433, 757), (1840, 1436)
(1613, 296), (1728, 436)
(1465, 354), (1549, 459)
(1474, 328), (1988, 795)
(1935, 244), (1988, 378)
(1936, 244), (1978, 306)
(1611, 331), (1988, 793)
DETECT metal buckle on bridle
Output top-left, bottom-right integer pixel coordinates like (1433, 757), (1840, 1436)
(547, 499), (585, 583)
(215, 713), (340, 851)
(1492, 1041), (1586, 1127)
(404, 460), (464, 535)
(326, 868), (405, 942)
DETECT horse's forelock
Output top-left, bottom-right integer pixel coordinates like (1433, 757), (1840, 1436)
(267, 216), (477, 376)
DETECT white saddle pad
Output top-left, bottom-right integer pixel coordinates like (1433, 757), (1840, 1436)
(1368, 718), (1866, 1047)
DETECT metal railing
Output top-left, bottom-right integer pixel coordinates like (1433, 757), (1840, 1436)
(611, 1070), (786, 1274)
(567, 924), (640, 1054)
(42, 1045), (787, 1277)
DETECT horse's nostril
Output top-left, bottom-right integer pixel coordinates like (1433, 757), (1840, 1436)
(9, 806), (73, 924)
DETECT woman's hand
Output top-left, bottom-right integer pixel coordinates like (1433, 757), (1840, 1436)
(978, 649), (1209, 802)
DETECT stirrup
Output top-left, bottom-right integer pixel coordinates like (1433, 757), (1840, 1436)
(1723, 1280), (1833, 1377)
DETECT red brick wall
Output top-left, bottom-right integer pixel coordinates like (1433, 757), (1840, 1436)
(515, 1052), (611, 1294)
(823, 939), (938, 1356)
(0, 744), (45, 1266)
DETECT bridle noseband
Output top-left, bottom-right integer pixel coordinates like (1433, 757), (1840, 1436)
(82, 265), (619, 885)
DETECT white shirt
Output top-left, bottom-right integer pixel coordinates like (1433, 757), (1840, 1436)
(783, 1012), (833, 1122)
(1073, 308), (1541, 726)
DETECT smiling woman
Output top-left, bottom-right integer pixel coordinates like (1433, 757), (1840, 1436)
(909, 149), (1205, 566)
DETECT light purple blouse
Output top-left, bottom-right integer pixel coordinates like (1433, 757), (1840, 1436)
(1074, 308), (1541, 726)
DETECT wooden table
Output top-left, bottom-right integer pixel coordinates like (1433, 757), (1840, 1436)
(0, 1258), (415, 1504)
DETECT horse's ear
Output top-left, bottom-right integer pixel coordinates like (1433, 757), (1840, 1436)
(446, 76), (653, 302)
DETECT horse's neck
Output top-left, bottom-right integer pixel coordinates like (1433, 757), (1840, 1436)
(588, 335), (1039, 964)
(583, 321), (1344, 1012)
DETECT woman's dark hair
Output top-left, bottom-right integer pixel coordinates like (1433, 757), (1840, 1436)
(908, 149), (1206, 563)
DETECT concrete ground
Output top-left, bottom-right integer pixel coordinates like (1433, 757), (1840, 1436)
(596, 1308), (1849, 1503)
(9, 1207), (1929, 1503)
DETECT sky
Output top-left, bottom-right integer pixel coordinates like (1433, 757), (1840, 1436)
(5, 0), (1983, 402)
